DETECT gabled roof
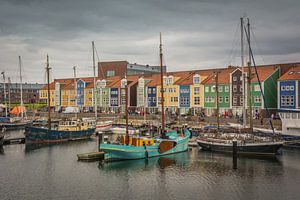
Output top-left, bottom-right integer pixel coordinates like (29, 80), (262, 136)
(278, 65), (300, 81)
(251, 65), (279, 82)
(201, 67), (237, 85)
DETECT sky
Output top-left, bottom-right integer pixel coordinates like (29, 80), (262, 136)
(0, 0), (299, 83)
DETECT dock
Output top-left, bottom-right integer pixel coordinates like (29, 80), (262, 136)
(77, 151), (105, 161)
(3, 137), (25, 145)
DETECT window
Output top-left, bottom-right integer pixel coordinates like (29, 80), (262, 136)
(233, 96), (237, 105)
(211, 86), (216, 92)
(254, 85), (260, 91)
(106, 70), (115, 77)
(240, 86), (243, 92)
(290, 85), (294, 91)
(281, 85), (286, 91)
(194, 97), (200, 105)
(218, 87), (222, 92)
(171, 97), (174, 102)
(205, 87), (209, 92)
(225, 86), (229, 92)
(225, 96), (229, 103)
(233, 85), (237, 92)
(233, 76), (237, 81)
(205, 97), (209, 102)
(193, 76), (200, 84)
(240, 76), (243, 81)
(194, 87), (200, 95)
(148, 88), (151, 94)
(219, 97), (223, 103)
(286, 86), (290, 91)
(174, 97), (178, 102)
(254, 96), (261, 103)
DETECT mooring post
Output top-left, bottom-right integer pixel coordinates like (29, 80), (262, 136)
(233, 139), (238, 169)
(98, 133), (103, 152)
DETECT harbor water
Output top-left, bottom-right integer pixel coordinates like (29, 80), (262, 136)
(1, 130), (300, 200)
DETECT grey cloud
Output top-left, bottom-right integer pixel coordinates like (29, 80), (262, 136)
(0, 0), (299, 82)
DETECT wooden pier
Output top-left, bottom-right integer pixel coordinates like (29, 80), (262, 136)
(3, 137), (25, 145)
(77, 151), (105, 161)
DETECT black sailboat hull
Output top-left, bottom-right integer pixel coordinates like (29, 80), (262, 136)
(197, 139), (283, 156)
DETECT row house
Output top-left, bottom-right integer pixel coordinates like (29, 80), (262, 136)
(278, 66), (300, 110)
(202, 68), (233, 116)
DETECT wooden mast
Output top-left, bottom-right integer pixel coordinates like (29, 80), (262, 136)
(247, 18), (253, 132)
(159, 33), (165, 135)
(73, 66), (77, 119)
(125, 80), (129, 145)
(215, 71), (220, 131)
(19, 56), (24, 119)
(92, 41), (97, 120)
(1, 72), (7, 117)
(8, 77), (11, 112)
(241, 17), (247, 128)
(46, 55), (51, 130)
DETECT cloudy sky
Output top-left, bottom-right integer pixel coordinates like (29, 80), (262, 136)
(0, 0), (299, 83)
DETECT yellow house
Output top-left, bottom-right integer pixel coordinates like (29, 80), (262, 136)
(84, 82), (94, 108)
(190, 72), (211, 108)
(156, 74), (181, 112)
(61, 81), (77, 107)
(39, 82), (56, 107)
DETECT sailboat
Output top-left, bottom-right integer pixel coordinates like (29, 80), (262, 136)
(25, 55), (95, 144)
(197, 18), (283, 156)
(100, 33), (191, 161)
(0, 56), (30, 131)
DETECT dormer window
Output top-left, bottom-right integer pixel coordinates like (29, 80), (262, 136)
(193, 74), (200, 84)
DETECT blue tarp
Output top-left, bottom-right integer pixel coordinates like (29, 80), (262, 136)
(0, 117), (10, 123)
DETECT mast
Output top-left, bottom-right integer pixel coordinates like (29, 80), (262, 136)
(92, 41), (97, 120)
(159, 32), (165, 134)
(46, 55), (51, 130)
(1, 72), (7, 117)
(215, 71), (220, 131)
(246, 18), (253, 132)
(73, 66), (77, 119)
(8, 77), (11, 112)
(125, 81), (129, 145)
(19, 56), (24, 118)
(241, 17), (247, 128)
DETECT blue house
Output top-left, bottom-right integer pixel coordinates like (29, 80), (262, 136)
(147, 86), (157, 113)
(110, 88), (119, 112)
(278, 67), (300, 110)
(77, 79), (85, 107)
(179, 85), (190, 114)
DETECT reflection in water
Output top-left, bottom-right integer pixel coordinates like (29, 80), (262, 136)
(99, 152), (189, 171)
(1, 131), (300, 200)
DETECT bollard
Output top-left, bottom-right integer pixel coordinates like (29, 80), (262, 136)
(98, 134), (103, 152)
(232, 140), (238, 169)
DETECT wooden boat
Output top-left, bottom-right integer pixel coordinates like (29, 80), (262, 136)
(25, 55), (95, 144)
(0, 117), (30, 130)
(96, 120), (113, 132)
(196, 18), (284, 156)
(101, 128), (190, 161)
(100, 34), (190, 161)
(109, 125), (139, 135)
(197, 133), (283, 155)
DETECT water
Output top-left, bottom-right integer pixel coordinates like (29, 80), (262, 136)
(1, 131), (300, 200)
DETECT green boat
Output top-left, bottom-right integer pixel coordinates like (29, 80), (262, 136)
(100, 33), (190, 161)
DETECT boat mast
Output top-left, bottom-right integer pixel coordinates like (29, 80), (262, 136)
(159, 33), (165, 135)
(215, 71), (220, 131)
(246, 18), (253, 132)
(125, 79), (129, 145)
(46, 55), (51, 130)
(73, 66), (77, 119)
(19, 56), (24, 119)
(8, 77), (11, 112)
(92, 41), (97, 120)
(241, 17), (247, 128)
(1, 72), (7, 117)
